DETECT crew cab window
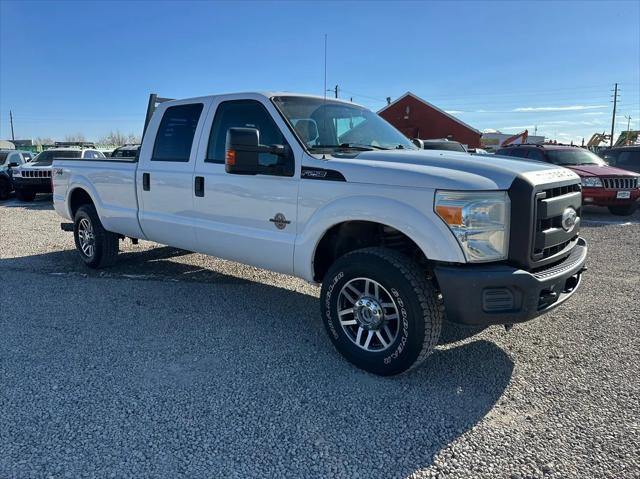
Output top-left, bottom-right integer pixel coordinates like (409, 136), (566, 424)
(83, 151), (96, 159)
(206, 100), (287, 169)
(152, 103), (204, 162)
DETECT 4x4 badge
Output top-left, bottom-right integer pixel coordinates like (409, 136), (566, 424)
(269, 213), (291, 230)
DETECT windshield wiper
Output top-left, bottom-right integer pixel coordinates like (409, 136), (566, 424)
(309, 143), (386, 152)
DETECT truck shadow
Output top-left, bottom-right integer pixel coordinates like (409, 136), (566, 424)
(1, 194), (54, 210)
(0, 246), (514, 477)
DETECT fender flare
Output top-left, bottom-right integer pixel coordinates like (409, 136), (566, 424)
(65, 177), (102, 220)
(293, 195), (465, 281)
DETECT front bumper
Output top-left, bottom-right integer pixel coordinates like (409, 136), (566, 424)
(434, 237), (587, 326)
(582, 187), (640, 206)
(13, 177), (52, 194)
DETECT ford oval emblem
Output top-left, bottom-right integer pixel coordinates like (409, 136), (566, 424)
(561, 207), (577, 233)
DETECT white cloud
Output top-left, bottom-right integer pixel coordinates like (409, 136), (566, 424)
(583, 112), (605, 116)
(445, 110), (464, 114)
(513, 105), (608, 112)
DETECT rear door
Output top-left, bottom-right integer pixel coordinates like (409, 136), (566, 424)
(137, 100), (209, 251)
(191, 96), (300, 274)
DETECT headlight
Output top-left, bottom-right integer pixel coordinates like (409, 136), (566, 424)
(435, 190), (510, 262)
(581, 177), (602, 187)
(12, 169), (21, 177)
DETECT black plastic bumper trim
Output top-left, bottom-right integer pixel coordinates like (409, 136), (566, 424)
(433, 238), (587, 326)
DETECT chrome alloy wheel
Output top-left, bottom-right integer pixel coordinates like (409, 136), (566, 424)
(77, 218), (95, 258)
(337, 277), (400, 352)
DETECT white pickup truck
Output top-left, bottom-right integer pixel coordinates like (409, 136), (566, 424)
(53, 92), (587, 375)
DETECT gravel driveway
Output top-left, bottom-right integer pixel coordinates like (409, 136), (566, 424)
(1, 197), (639, 478)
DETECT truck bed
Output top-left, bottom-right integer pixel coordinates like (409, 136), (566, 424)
(52, 158), (144, 240)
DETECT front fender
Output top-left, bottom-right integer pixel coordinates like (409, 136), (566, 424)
(293, 194), (465, 282)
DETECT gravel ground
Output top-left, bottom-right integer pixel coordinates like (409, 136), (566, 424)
(1, 196), (639, 479)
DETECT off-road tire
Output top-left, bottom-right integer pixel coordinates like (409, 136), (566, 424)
(0, 177), (10, 200)
(73, 204), (119, 268)
(320, 247), (443, 376)
(15, 189), (36, 202)
(608, 204), (637, 216)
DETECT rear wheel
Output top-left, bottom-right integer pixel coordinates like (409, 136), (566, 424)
(608, 204), (637, 216)
(73, 204), (119, 268)
(0, 177), (10, 200)
(320, 247), (443, 376)
(15, 189), (36, 202)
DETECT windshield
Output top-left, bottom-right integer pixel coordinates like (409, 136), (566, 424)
(31, 149), (82, 165)
(272, 96), (417, 153)
(546, 149), (605, 166)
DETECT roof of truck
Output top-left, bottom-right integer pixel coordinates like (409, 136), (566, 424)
(165, 92), (364, 108)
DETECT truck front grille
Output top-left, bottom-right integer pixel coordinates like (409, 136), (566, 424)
(601, 177), (638, 189)
(508, 176), (582, 270)
(21, 170), (51, 178)
(533, 184), (581, 260)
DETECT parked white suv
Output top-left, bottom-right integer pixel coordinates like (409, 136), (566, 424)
(52, 92), (587, 375)
(13, 147), (104, 201)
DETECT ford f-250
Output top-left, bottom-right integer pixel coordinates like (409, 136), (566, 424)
(53, 92), (588, 375)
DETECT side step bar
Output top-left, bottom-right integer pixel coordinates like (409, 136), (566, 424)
(60, 222), (73, 232)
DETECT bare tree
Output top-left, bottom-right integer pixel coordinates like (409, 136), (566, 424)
(64, 133), (87, 142)
(33, 137), (55, 146)
(98, 131), (141, 146)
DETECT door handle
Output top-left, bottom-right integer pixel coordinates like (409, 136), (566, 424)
(142, 172), (150, 191)
(195, 176), (204, 197)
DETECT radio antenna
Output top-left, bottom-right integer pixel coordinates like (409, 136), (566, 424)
(323, 33), (327, 100)
(322, 33), (328, 159)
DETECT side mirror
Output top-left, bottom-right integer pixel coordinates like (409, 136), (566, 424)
(412, 138), (424, 149)
(8, 162), (19, 168)
(225, 127), (287, 175)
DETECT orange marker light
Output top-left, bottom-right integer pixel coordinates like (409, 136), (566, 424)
(226, 149), (236, 165)
(435, 205), (463, 226)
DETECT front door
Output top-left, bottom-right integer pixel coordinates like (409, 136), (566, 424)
(137, 101), (208, 251)
(192, 98), (299, 274)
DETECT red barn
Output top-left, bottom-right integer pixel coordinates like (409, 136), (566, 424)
(378, 92), (482, 148)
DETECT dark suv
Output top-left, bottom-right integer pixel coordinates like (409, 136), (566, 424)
(601, 145), (640, 174)
(496, 144), (640, 216)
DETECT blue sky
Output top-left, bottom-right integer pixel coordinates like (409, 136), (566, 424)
(1, 0), (638, 144)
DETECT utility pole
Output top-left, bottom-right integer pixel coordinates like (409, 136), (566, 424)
(9, 110), (15, 141)
(624, 115), (632, 145)
(610, 83), (619, 147)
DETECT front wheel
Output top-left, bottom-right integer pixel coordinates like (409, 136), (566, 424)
(320, 247), (443, 376)
(73, 204), (119, 268)
(608, 204), (637, 216)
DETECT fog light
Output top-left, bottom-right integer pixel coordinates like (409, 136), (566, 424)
(482, 288), (514, 312)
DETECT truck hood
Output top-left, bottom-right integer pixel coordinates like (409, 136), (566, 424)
(565, 164), (639, 178)
(322, 150), (579, 190)
(18, 162), (52, 171)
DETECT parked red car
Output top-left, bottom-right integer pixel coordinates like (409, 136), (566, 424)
(497, 144), (640, 216)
